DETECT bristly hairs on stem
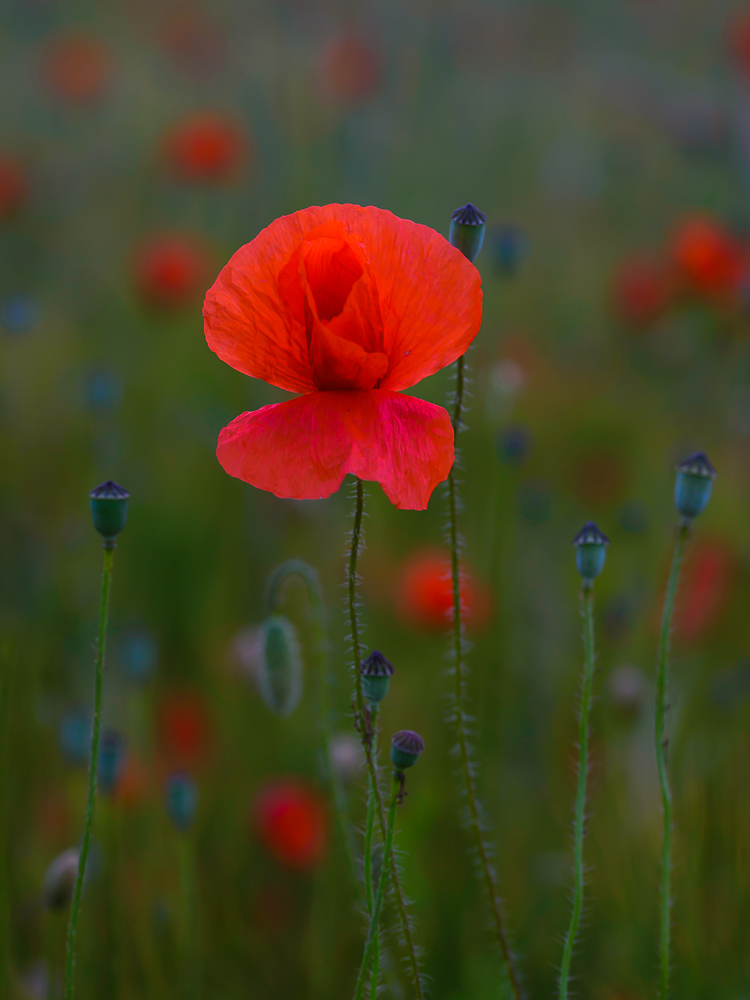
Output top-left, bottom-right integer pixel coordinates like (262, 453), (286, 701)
(345, 477), (426, 1000)
(446, 354), (524, 1000)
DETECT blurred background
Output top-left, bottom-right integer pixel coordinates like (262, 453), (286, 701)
(3, 0), (750, 997)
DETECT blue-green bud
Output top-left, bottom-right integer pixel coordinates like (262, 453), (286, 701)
(573, 522), (609, 584)
(165, 773), (198, 832)
(360, 650), (394, 704)
(89, 481), (129, 543)
(449, 203), (486, 263)
(390, 730), (424, 771)
(490, 224), (529, 276)
(258, 615), (303, 717)
(674, 452), (716, 520)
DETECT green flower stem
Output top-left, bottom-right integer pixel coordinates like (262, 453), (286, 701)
(558, 583), (596, 1000)
(448, 355), (522, 1000)
(0, 642), (12, 999)
(265, 559), (358, 887)
(64, 542), (115, 1000)
(655, 522), (689, 1000)
(363, 707), (380, 997)
(178, 834), (198, 1000)
(352, 776), (399, 1000)
(347, 478), (424, 1000)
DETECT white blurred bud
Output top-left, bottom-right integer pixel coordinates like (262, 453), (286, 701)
(608, 664), (647, 713)
(486, 359), (526, 422)
(328, 733), (363, 783)
(41, 848), (79, 911)
(231, 627), (262, 683)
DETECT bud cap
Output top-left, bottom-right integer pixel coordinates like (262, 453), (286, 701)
(573, 522), (610, 548)
(390, 729), (425, 770)
(89, 480), (129, 540)
(675, 451), (716, 479)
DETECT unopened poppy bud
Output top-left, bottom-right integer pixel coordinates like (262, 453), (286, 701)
(258, 615), (303, 717)
(165, 773), (198, 832)
(360, 650), (394, 704)
(390, 730), (425, 771)
(89, 481), (129, 543)
(674, 452), (716, 520)
(573, 522), (609, 584)
(449, 203), (486, 263)
(41, 848), (80, 911)
(98, 730), (126, 796)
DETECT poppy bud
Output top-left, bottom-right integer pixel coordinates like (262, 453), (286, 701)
(360, 650), (394, 704)
(490, 224), (528, 275)
(573, 522), (609, 584)
(258, 616), (303, 717)
(98, 730), (126, 796)
(449, 203), (486, 263)
(674, 452), (716, 520)
(390, 730), (425, 771)
(89, 481), (129, 543)
(41, 848), (80, 911)
(165, 773), (198, 832)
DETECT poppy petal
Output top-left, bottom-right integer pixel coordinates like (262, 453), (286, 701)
(217, 389), (454, 510)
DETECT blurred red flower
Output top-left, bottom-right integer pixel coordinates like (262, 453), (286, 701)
(394, 549), (492, 632)
(254, 780), (327, 870)
(134, 234), (211, 309)
(674, 537), (734, 644)
(0, 156), (28, 222)
(318, 32), (381, 105)
(165, 113), (249, 183)
(157, 691), (212, 768)
(670, 215), (747, 298)
(612, 256), (672, 326)
(728, 8), (750, 78)
(40, 32), (112, 105)
(203, 205), (482, 510)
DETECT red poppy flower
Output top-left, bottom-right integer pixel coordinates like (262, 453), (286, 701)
(673, 537), (734, 644)
(203, 205), (482, 510)
(165, 113), (248, 183)
(0, 156), (28, 222)
(134, 234), (211, 309)
(670, 214), (747, 297)
(254, 780), (327, 870)
(729, 9), (750, 78)
(612, 256), (672, 326)
(157, 691), (212, 768)
(394, 549), (492, 632)
(40, 32), (112, 105)
(318, 32), (381, 105)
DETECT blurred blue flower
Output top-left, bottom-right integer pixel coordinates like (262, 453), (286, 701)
(84, 369), (123, 412)
(496, 424), (533, 467)
(1, 295), (40, 335)
(489, 225), (529, 276)
(165, 773), (198, 831)
(58, 707), (91, 767)
(117, 627), (158, 685)
(99, 730), (127, 796)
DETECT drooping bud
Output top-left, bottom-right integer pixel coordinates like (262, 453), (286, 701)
(41, 848), (80, 911)
(449, 203), (486, 263)
(98, 730), (127, 796)
(165, 773), (198, 832)
(390, 730), (425, 771)
(573, 522), (609, 584)
(674, 452), (716, 520)
(360, 650), (394, 705)
(257, 615), (303, 717)
(89, 481), (129, 543)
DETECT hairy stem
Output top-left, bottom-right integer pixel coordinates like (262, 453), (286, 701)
(558, 585), (596, 999)
(347, 479), (424, 1000)
(353, 776), (399, 1000)
(655, 522), (689, 1000)
(64, 543), (115, 1000)
(448, 355), (522, 1000)
(364, 709), (380, 998)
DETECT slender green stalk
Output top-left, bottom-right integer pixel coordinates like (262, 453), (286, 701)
(0, 642), (12, 999)
(655, 522), (689, 1000)
(265, 559), (358, 887)
(64, 543), (115, 1000)
(178, 835), (198, 1000)
(447, 356), (522, 1000)
(363, 708), (380, 998)
(558, 584), (596, 999)
(353, 777), (399, 1000)
(347, 479), (424, 1000)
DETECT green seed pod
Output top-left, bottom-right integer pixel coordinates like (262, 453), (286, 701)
(360, 650), (394, 705)
(89, 481), (129, 542)
(573, 522), (609, 584)
(449, 203), (486, 263)
(257, 615), (303, 717)
(674, 451), (716, 520)
(390, 730), (425, 771)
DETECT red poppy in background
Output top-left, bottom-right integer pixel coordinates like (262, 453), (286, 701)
(157, 691), (212, 768)
(134, 234), (211, 309)
(254, 780), (327, 870)
(728, 8), (750, 78)
(165, 113), (248, 183)
(0, 156), (28, 222)
(203, 204), (482, 510)
(40, 32), (112, 105)
(673, 537), (734, 644)
(612, 256), (672, 327)
(395, 549), (492, 632)
(670, 215), (746, 298)
(318, 32), (381, 105)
